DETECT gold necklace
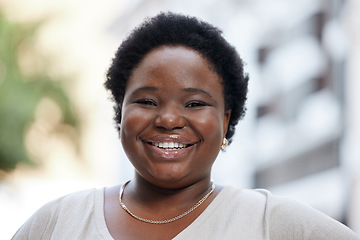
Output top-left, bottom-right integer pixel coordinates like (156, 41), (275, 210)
(118, 181), (215, 224)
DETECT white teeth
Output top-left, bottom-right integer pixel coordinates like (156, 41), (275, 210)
(152, 142), (187, 149)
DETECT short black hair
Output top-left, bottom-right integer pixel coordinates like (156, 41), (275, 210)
(105, 12), (249, 144)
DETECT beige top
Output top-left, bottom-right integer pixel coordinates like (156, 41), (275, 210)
(12, 185), (359, 240)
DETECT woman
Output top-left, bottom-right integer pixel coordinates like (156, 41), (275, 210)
(13, 12), (359, 240)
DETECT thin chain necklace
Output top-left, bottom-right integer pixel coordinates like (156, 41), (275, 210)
(118, 180), (215, 224)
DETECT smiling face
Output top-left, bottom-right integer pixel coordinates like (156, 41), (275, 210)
(120, 46), (231, 188)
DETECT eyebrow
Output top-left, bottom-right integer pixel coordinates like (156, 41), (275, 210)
(183, 87), (212, 97)
(131, 86), (158, 96)
(130, 86), (212, 98)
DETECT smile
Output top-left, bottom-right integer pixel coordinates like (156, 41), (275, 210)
(151, 142), (190, 150)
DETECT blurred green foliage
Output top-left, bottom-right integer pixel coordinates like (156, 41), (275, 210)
(0, 12), (78, 172)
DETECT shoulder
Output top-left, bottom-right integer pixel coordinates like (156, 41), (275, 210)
(12, 188), (102, 239)
(208, 186), (269, 236)
(31, 188), (99, 218)
(219, 186), (359, 239)
(254, 188), (359, 240)
(219, 186), (269, 212)
(55, 188), (100, 209)
(35, 188), (99, 219)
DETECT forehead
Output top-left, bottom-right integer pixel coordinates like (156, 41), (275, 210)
(127, 46), (222, 90)
(138, 45), (215, 72)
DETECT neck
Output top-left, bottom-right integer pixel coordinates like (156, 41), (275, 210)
(126, 176), (213, 211)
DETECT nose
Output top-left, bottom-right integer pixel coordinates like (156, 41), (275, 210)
(153, 104), (186, 130)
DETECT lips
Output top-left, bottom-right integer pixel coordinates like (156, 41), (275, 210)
(152, 142), (189, 150)
(142, 135), (197, 159)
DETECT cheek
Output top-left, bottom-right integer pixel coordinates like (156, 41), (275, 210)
(190, 110), (224, 141)
(120, 108), (152, 141)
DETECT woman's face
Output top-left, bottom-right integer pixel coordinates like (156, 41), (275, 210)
(120, 46), (231, 188)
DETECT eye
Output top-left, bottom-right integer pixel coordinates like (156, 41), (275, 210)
(185, 101), (209, 108)
(136, 99), (157, 106)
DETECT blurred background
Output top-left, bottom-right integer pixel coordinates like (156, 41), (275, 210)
(1, 0), (359, 238)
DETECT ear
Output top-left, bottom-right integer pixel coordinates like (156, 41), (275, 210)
(223, 109), (232, 138)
